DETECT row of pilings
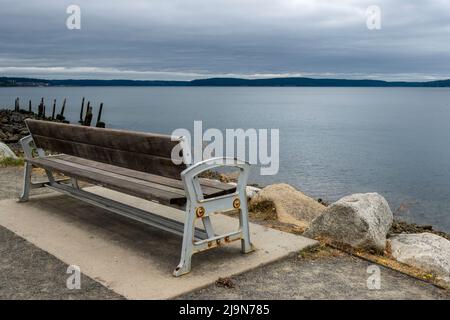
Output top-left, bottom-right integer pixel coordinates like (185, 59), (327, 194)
(13, 97), (105, 127)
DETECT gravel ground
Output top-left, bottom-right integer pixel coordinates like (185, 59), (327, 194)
(179, 252), (449, 300)
(0, 166), (22, 200)
(0, 166), (53, 201)
(0, 167), (124, 299)
(1, 166), (449, 300)
(0, 224), (124, 299)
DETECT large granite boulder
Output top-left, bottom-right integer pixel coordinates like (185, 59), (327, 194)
(389, 233), (450, 284)
(249, 183), (325, 228)
(304, 193), (393, 251)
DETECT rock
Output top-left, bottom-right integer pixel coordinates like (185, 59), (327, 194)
(245, 185), (261, 199)
(2, 125), (14, 134)
(5, 134), (20, 143)
(0, 142), (18, 159)
(249, 183), (325, 228)
(304, 193), (393, 251)
(389, 233), (450, 284)
(228, 182), (261, 199)
(390, 220), (450, 241)
(1, 108), (59, 145)
(219, 172), (239, 183)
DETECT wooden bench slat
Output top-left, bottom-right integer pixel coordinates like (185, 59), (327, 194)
(46, 157), (187, 196)
(32, 135), (184, 180)
(56, 155), (236, 196)
(26, 119), (181, 158)
(28, 157), (187, 206)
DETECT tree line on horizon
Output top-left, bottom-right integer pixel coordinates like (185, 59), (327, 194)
(1, 76), (450, 87)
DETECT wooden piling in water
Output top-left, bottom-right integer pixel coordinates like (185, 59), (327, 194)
(96, 103), (105, 128)
(51, 99), (56, 120)
(61, 98), (66, 116)
(15, 98), (20, 112)
(38, 98), (44, 118)
(56, 98), (67, 122)
(29, 100), (32, 113)
(79, 97), (85, 124)
(83, 101), (93, 126)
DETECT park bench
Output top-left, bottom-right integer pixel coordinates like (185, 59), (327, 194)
(19, 119), (253, 276)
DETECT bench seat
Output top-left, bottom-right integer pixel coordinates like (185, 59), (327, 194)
(28, 154), (236, 208)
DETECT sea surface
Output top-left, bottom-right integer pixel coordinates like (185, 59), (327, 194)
(1, 86), (450, 232)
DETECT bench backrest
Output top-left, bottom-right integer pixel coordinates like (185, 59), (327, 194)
(25, 119), (186, 179)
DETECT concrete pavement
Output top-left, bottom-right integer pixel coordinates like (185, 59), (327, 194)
(0, 186), (317, 299)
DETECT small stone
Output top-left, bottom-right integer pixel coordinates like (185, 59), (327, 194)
(215, 277), (235, 288)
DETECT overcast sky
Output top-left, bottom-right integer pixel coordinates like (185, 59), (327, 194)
(0, 0), (449, 81)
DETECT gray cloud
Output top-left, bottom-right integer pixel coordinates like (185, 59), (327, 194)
(1, 0), (450, 80)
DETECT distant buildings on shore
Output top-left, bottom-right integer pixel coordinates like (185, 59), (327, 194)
(0, 79), (49, 87)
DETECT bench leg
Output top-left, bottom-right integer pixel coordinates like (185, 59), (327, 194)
(173, 204), (196, 277)
(239, 195), (254, 253)
(202, 216), (215, 238)
(71, 177), (80, 189)
(18, 162), (32, 202)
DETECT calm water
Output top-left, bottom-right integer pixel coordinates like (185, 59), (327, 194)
(1, 86), (450, 232)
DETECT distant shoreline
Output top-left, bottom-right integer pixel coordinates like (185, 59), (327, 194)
(2, 76), (450, 87)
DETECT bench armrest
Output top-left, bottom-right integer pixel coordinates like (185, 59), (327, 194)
(181, 157), (250, 203)
(20, 135), (45, 160)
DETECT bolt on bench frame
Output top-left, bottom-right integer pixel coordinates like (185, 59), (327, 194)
(19, 130), (254, 277)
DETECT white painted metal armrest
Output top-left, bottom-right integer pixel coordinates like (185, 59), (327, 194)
(181, 157), (249, 178)
(20, 135), (46, 159)
(181, 157), (250, 204)
(20, 135), (34, 159)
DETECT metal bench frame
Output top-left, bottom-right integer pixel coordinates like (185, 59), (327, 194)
(19, 134), (253, 276)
